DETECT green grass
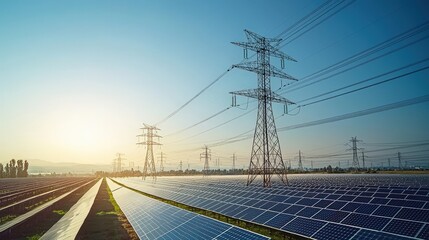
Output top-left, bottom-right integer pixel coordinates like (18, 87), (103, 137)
(0, 214), (17, 225)
(26, 233), (43, 240)
(107, 183), (121, 214)
(96, 211), (116, 216)
(52, 209), (67, 215)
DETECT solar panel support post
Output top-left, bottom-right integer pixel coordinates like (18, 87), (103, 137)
(137, 123), (161, 180)
(230, 29), (297, 187)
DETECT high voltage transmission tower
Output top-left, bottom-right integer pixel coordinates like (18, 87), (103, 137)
(113, 153), (125, 173)
(347, 137), (362, 171)
(137, 124), (161, 180)
(298, 150), (303, 171)
(232, 153), (236, 171)
(157, 152), (166, 172)
(200, 145), (211, 176)
(231, 29), (297, 187)
(398, 152), (402, 169)
(361, 150), (368, 169)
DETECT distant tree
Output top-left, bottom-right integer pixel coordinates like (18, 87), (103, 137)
(327, 165), (333, 173)
(5, 163), (10, 177)
(10, 159), (17, 178)
(0, 163), (3, 178)
(24, 160), (29, 177)
(17, 159), (23, 177)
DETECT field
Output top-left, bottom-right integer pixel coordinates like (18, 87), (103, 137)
(1, 174), (429, 239)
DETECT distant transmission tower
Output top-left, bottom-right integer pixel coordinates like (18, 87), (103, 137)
(231, 29), (297, 187)
(158, 152), (166, 172)
(179, 160), (183, 171)
(200, 145), (211, 176)
(137, 124), (161, 180)
(232, 153), (236, 171)
(398, 152), (402, 169)
(113, 153), (125, 173)
(347, 137), (362, 171)
(298, 150), (303, 171)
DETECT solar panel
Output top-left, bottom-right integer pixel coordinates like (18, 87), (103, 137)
(313, 209), (349, 222)
(396, 208), (429, 222)
(341, 213), (390, 230)
(417, 224), (429, 239)
(112, 174), (429, 240)
(106, 179), (269, 240)
(383, 219), (424, 237)
(281, 217), (326, 237)
(296, 207), (321, 218)
(351, 229), (414, 240)
(264, 213), (295, 229)
(312, 222), (359, 240)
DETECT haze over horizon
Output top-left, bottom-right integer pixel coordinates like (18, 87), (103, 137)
(1, 0), (428, 171)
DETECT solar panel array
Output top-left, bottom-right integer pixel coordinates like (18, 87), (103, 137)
(114, 174), (429, 240)
(106, 178), (269, 240)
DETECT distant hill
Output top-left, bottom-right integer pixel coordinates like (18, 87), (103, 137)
(26, 159), (111, 174)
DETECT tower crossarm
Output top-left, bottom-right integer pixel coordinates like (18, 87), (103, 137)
(232, 62), (297, 81)
(230, 89), (295, 105)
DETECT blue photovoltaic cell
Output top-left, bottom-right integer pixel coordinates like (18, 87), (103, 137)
(383, 219), (424, 237)
(314, 199), (333, 208)
(313, 209), (349, 222)
(342, 213), (389, 230)
(259, 201), (277, 209)
(283, 205), (304, 214)
(313, 223), (359, 240)
(396, 208), (429, 222)
(283, 196), (300, 204)
(339, 195), (355, 201)
(282, 217), (326, 237)
(370, 197), (390, 204)
(296, 207), (321, 218)
(269, 202), (291, 212)
(417, 224), (429, 239)
(372, 205), (400, 217)
(326, 194), (341, 200)
(234, 207), (264, 221)
(353, 196), (372, 203)
(296, 198), (319, 206)
(354, 204), (378, 214)
(215, 227), (268, 240)
(408, 195), (429, 201)
(388, 199), (425, 208)
(351, 229), (414, 240)
(341, 202), (362, 211)
(265, 213), (295, 229)
(327, 201), (348, 210)
(252, 211), (278, 225)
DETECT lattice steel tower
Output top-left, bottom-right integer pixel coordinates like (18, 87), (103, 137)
(137, 123), (161, 180)
(200, 145), (211, 176)
(231, 29), (297, 187)
(348, 137), (361, 170)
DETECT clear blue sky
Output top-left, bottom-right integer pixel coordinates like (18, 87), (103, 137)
(1, 0), (428, 170)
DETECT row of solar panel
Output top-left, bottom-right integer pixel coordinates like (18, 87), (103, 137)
(106, 178), (269, 240)
(114, 177), (429, 239)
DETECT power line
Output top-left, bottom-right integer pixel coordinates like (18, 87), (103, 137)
(155, 66), (233, 126)
(207, 94), (429, 149)
(299, 65), (429, 107)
